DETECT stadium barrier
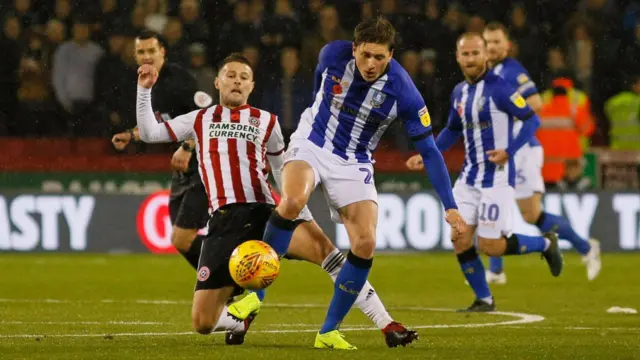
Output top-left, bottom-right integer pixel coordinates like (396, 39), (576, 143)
(0, 191), (638, 253)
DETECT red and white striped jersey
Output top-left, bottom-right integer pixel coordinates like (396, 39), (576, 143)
(163, 104), (285, 213)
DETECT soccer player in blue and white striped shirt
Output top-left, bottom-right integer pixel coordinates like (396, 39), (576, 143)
(261, 17), (467, 349)
(435, 33), (564, 312)
(483, 23), (601, 283)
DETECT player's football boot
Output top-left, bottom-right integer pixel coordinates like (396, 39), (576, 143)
(224, 313), (256, 345)
(541, 231), (563, 277)
(227, 291), (261, 320)
(381, 322), (418, 348)
(457, 299), (496, 312)
(485, 270), (507, 285)
(314, 330), (357, 350)
(582, 238), (601, 281)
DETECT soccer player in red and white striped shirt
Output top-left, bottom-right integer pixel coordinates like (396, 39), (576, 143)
(136, 53), (417, 347)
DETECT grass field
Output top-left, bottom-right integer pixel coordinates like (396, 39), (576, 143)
(0, 252), (639, 359)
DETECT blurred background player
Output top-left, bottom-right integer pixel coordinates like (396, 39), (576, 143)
(406, 23), (601, 283)
(111, 31), (211, 272)
(133, 52), (417, 348)
(434, 33), (563, 312)
(483, 23), (600, 283)
(259, 17), (466, 350)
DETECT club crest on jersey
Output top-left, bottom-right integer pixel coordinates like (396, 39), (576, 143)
(249, 116), (260, 127)
(476, 96), (486, 111)
(370, 90), (386, 108)
(510, 93), (527, 108)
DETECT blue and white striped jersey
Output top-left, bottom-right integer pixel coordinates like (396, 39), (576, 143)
(491, 57), (541, 147)
(448, 71), (535, 188)
(290, 40), (432, 163)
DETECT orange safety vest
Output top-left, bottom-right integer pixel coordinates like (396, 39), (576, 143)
(537, 94), (595, 183)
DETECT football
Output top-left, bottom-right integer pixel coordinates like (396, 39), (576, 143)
(229, 240), (281, 290)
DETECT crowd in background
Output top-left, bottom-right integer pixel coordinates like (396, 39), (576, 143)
(1, 0), (639, 151)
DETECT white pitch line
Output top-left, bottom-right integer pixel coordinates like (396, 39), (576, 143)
(505, 326), (640, 331)
(0, 307), (544, 338)
(1, 321), (167, 325)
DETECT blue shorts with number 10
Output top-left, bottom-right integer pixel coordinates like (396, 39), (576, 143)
(453, 180), (514, 239)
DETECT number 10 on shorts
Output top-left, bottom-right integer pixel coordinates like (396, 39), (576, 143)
(479, 203), (499, 222)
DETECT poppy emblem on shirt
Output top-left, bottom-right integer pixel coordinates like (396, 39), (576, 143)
(333, 84), (343, 95)
(249, 116), (260, 127)
(370, 90), (386, 108)
(457, 101), (465, 118)
(231, 113), (240, 121)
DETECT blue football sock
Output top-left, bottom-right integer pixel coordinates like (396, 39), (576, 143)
(319, 251), (372, 334)
(504, 234), (547, 254)
(253, 289), (266, 301)
(489, 256), (504, 273)
(536, 211), (591, 255)
(263, 211), (296, 256)
(457, 246), (492, 301)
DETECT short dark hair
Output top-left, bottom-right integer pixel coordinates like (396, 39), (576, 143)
(135, 30), (167, 48)
(219, 53), (253, 72)
(354, 16), (396, 51)
(484, 22), (510, 39)
(456, 32), (486, 46)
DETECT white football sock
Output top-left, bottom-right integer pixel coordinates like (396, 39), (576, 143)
(321, 248), (394, 330)
(213, 306), (245, 332)
(544, 238), (551, 251)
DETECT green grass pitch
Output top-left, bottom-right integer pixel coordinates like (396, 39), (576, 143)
(0, 252), (638, 359)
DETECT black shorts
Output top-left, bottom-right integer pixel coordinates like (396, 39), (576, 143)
(195, 202), (275, 291)
(169, 182), (210, 230)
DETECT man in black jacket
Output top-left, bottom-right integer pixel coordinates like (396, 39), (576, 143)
(112, 31), (212, 269)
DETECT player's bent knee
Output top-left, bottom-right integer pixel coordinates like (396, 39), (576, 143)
(191, 314), (214, 335)
(452, 238), (473, 253)
(478, 238), (506, 257)
(517, 197), (542, 224)
(350, 235), (375, 259)
(277, 195), (307, 219)
(451, 230), (474, 254)
(521, 210), (539, 225)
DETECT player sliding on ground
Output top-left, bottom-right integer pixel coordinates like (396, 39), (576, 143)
(427, 32), (563, 312)
(258, 17), (467, 350)
(406, 23), (601, 283)
(135, 53), (417, 348)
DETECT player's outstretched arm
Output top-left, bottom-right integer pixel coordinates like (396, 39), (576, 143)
(435, 126), (462, 152)
(412, 134), (467, 233)
(136, 64), (197, 143)
(412, 133), (456, 210)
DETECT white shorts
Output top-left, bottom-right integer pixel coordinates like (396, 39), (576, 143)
(453, 181), (514, 239)
(284, 139), (377, 224)
(514, 144), (545, 200)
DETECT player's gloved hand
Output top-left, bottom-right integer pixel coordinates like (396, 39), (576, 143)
(486, 149), (509, 165)
(112, 131), (132, 151)
(445, 209), (468, 234)
(138, 64), (159, 88)
(171, 146), (192, 172)
(405, 154), (425, 171)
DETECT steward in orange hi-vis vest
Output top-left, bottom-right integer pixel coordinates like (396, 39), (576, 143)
(537, 78), (594, 184)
